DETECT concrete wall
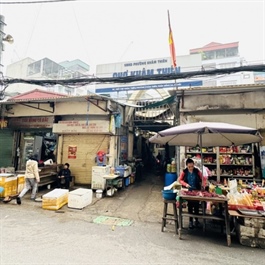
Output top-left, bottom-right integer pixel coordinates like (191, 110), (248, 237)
(177, 86), (265, 172)
(180, 91), (265, 115)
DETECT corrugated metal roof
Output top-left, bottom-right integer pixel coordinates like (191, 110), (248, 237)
(4, 88), (145, 109)
(8, 89), (68, 101)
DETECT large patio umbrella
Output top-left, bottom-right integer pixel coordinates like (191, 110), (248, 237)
(149, 121), (262, 147)
(149, 121), (262, 180)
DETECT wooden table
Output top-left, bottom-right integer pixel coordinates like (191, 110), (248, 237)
(178, 194), (231, 246)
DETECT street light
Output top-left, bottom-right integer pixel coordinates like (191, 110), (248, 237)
(3, 34), (14, 44)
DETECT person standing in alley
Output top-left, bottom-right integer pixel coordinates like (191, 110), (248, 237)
(17, 154), (40, 204)
(57, 163), (71, 189)
(178, 158), (203, 229)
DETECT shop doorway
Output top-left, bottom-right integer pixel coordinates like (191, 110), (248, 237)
(18, 131), (57, 170)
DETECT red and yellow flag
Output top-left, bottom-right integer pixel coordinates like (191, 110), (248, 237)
(168, 10), (177, 68)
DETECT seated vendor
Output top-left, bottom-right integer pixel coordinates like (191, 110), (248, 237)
(179, 158), (203, 229)
(57, 163), (71, 189)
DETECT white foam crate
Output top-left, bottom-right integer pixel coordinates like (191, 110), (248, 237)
(68, 188), (92, 209)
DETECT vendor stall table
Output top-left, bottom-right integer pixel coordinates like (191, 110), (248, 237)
(229, 210), (265, 219)
(103, 174), (121, 196)
(229, 209), (265, 248)
(178, 194), (231, 246)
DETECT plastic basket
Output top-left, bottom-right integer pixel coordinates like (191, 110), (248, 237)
(162, 190), (176, 200)
(115, 166), (125, 177)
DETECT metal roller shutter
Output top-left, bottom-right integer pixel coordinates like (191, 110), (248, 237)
(62, 134), (110, 184)
(0, 129), (14, 167)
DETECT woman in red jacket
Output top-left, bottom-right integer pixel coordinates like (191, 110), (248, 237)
(179, 158), (203, 229)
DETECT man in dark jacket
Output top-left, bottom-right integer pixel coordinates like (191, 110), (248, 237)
(57, 163), (71, 189)
(179, 158), (203, 229)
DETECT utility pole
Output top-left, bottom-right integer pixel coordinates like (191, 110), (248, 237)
(0, 14), (14, 100)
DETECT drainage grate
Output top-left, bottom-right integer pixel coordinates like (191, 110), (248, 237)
(93, 216), (133, 226)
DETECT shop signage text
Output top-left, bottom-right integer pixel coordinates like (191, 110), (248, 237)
(53, 120), (110, 134)
(112, 66), (181, 78)
(8, 117), (54, 128)
(96, 80), (203, 93)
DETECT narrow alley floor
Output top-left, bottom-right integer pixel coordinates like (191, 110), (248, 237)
(2, 168), (264, 252)
(1, 168), (265, 265)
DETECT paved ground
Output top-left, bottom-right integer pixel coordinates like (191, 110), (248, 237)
(0, 169), (264, 264)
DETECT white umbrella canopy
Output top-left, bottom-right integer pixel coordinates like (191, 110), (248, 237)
(149, 122), (262, 147)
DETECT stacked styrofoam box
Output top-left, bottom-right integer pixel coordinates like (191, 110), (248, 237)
(17, 175), (25, 193)
(244, 218), (265, 228)
(0, 173), (18, 197)
(237, 217), (265, 248)
(124, 166), (131, 178)
(42, 189), (69, 210)
(115, 166), (132, 178)
(68, 188), (92, 209)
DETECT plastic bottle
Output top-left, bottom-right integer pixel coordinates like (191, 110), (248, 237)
(167, 164), (171, 173)
(171, 160), (176, 173)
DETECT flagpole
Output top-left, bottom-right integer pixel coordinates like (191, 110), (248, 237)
(167, 10), (171, 28)
(167, 10), (180, 176)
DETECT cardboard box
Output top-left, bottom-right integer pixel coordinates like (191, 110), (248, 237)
(68, 188), (92, 209)
(0, 173), (18, 197)
(42, 189), (68, 210)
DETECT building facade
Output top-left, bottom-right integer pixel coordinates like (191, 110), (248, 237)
(1, 89), (134, 185)
(5, 58), (90, 96)
(190, 41), (254, 86)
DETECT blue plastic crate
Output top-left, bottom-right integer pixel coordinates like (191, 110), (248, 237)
(124, 177), (130, 187)
(115, 166), (126, 177)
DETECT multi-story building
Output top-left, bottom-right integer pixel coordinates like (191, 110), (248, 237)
(189, 41), (254, 86)
(5, 57), (90, 95)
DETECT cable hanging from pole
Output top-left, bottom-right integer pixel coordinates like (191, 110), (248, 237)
(0, 0), (77, 4)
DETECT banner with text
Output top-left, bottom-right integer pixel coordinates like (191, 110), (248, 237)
(53, 120), (110, 134)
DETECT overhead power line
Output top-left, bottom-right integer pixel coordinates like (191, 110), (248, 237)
(1, 64), (265, 88)
(0, 0), (77, 4)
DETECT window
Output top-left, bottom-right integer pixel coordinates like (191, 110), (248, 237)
(27, 61), (41, 76)
(216, 49), (225, 59)
(226, 47), (238, 57)
(204, 51), (215, 60)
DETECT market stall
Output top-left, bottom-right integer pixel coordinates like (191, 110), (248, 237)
(163, 179), (265, 248)
(177, 190), (231, 246)
(225, 180), (265, 247)
(229, 209), (265, 248)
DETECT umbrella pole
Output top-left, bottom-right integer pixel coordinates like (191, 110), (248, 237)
(199, 133), (204, 190)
